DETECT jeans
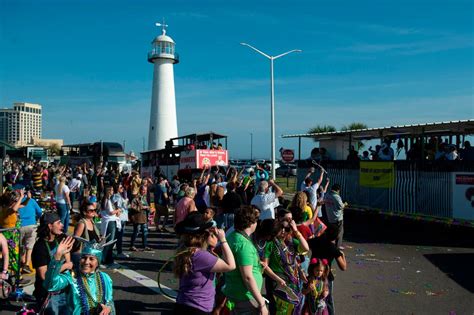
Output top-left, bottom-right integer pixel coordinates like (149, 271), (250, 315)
(116, 221), (127, 254)
(265, 275), (276, 315)
(56, 203), (70, 233)
(327, 280), (335, 315)
(131, 223), (148, 248)
(102, 221), (117, 264)
(43, 292), (68, 315)
(70, 191), (77, 204)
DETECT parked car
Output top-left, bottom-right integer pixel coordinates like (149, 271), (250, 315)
(276, 163), (297, 177)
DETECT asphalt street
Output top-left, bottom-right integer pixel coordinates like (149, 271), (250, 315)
(2, 210), (473, 315)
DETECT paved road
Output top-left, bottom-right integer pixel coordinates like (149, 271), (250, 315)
(2, 210), (473, 314)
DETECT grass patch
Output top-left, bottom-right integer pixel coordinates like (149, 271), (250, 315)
(275, 176), (297, 194)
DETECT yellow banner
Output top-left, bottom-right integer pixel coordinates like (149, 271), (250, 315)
(359, 161), (395, 188)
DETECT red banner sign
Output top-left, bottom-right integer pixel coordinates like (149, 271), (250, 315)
(180, 149), (228, 169)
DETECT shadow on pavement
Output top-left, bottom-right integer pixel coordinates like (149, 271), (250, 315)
(115, 299), (174, 314)
(343, 209), (474, 248)
(424, 253), (474, 293)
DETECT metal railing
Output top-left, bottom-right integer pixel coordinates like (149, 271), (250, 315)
(296, 160), (474, 219)
(147, 51), (179, 63)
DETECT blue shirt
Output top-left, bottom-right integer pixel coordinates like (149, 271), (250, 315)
(153, 183), (168, 206)
(19, 197), (42, 227)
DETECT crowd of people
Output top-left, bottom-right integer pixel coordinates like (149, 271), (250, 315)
(311, 138), (474, 161)
(0, 158), (349, 315)
(171, 164), (348, 315)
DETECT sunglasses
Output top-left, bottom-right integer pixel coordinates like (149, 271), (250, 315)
(86, 208), (96, 212)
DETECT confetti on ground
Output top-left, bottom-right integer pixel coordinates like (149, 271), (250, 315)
(424, 283), (433, 289)
(364, 258), (401, 263)
(356, 254), (376, 257)
(416, 270), (421, 273)
(426, 290), (445, 296)
(345, 245), (353, 249)
(352, 294), (367, 299)
(390, 289), (416, 295)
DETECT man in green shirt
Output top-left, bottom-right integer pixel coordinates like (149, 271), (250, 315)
(223, 206), (268, 315)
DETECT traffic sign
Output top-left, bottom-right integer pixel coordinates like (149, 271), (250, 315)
(281, 149), (295, 163)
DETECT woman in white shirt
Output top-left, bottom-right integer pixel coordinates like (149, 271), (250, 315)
(112, 183), (129, 258)
(100, 186), (120, 266)
(55, 176), (72, 231)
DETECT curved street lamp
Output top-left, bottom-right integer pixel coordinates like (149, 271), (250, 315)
(240, 42), (301, 179)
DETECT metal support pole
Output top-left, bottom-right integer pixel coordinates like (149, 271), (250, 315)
(0, 158), (3, 194)
(298, 136), (302, 161)
(270, 58), (276, 179)
(250, 133), (253, 161)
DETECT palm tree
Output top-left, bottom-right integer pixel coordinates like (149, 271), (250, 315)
(308, 125), (336, 134)
(307, 125), (336, 143)
(340, 122), (368, 131)
(340, 122), (368, 150)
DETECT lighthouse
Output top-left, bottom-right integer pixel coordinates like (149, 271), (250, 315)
(147, 22), (179, 151)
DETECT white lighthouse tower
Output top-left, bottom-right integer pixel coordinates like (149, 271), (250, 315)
(147, 22), (179, 151)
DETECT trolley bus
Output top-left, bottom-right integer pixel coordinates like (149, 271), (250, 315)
(141, 132), (229, 180)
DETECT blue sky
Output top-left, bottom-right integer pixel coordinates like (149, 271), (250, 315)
(0, 0), (473, 159)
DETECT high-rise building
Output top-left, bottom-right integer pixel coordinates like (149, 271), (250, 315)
(0, 102), (42, 147)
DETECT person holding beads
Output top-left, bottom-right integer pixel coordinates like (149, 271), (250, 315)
(263, 219), (310, 315)
(302, 258), (330, 315)
(43, 236), (115, 314)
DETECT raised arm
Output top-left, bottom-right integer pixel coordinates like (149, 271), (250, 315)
(210, 229), (236, 273)
(316, 168), (324, 187)
(268, 179), (283, 198)
(44, 236), (75, 292)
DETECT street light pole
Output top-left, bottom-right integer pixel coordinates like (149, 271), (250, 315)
(250, 133), (253, 161)
(241, 43), (301, 179)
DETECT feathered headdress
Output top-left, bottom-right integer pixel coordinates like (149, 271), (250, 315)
(71, 234), (116, 263)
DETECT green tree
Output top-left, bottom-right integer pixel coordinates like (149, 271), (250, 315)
(308, 125), (337, 142)
(308, 125), (336, 134)
(340, 122), (368, 131)
(340, 122), (368, 150)
(48, 143), (61, 156)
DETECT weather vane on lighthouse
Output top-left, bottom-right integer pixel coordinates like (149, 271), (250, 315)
(155, 19), (168, 35)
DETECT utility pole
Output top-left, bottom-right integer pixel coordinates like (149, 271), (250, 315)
(250, 133), (253, 161)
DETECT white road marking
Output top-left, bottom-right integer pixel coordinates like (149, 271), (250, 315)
(112, 263), (177, 302)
